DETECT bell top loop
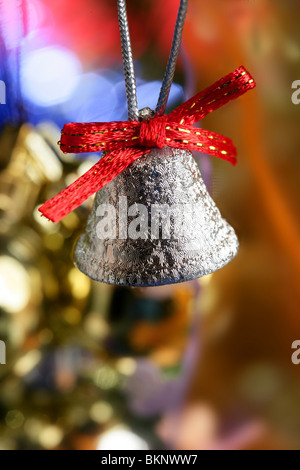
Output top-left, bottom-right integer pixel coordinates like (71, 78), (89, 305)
(138, 107), (155, 121)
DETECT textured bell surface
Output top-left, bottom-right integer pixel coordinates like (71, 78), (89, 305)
(74, 147), (239, 287)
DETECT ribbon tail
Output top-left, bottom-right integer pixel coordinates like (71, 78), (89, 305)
(169, 66), (256, 125)
(39, 148), (148, 222)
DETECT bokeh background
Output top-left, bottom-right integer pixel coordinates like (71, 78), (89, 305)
(0, 0), (300, 450)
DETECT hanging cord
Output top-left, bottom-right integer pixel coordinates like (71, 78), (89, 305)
(155, 0), (188, 116)
(117, 0), (188, 120)
(117, 0), (139, 121)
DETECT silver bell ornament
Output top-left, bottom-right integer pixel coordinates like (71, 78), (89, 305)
(38, 0), (255, 288)
(73, 147), (238, 287)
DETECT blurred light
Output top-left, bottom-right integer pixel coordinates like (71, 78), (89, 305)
(5, 410), (25, 430)
(68, 268), (91, 299)
(43, 232), (64, 251)
(2, 0), (52, 47)
(150, 346), (181, 368)
(199, 273), (213, 286)
(97, 427), (149, 451)
(22, 46), (82, 106)
(0, 0), (46, 48)
(7, 231), (40, 261)
(36, 121), (71, 161)
(24, 127), (63, 182)
(14, 350), (42, 377)
(74, 73), (119, 122)
(39, 425), (63, 449)
(115, 357), (137, 376)
(27, 0), (53, 34)
(84, 313), (109, 340)
(94, 365), (119, 390)
(62, 307), (81, 325)
(24, 418), (44, 442)
(0, 256), (30, 313)
(90, 401), (113, 424)
(157, 404), (218, 450)
(61, 212), (80, 230)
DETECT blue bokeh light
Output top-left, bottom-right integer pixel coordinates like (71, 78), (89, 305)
(21, 46), (82, 107)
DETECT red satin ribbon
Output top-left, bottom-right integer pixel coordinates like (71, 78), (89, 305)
(39, 66), (255, 222)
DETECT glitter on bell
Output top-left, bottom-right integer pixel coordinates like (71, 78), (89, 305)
(73, 147), (239, 287)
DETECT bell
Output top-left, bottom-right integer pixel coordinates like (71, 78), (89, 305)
(73, 147), (239, 287)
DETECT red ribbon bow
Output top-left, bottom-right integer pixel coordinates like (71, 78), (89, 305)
(39, 66), (255, 222)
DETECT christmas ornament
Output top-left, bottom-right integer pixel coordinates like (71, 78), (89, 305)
(39, 0), (256, 287)
(74, 147), (239, 286)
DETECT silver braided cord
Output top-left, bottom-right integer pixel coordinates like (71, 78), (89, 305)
(155, 0), (189, 116)
(117, 0), (139, 121)
(117, 0), (189, 119)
